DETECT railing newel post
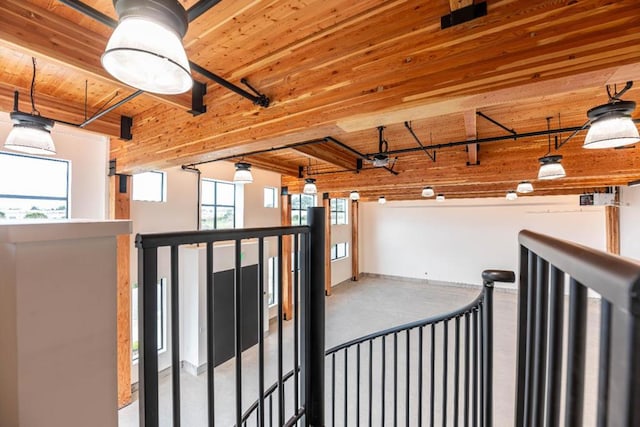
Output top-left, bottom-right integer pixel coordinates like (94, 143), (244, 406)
(304, 207), (325, 426)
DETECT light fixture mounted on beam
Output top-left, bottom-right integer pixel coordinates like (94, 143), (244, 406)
(303, 178), (317, 195)
(516, 181), (534, 193)
(103, 0), (193, 94)
(4, 58), (56, 156)
(349, 191), (360, 200)
(584, 81), (639, 149)
(538, 117), (566, 180)
(233, 162), (253, 184)
(436, 194), (445, 202)
(378, 196), (386, 205)
(421, 186), (435, 197)
(506, 190), (518, 201)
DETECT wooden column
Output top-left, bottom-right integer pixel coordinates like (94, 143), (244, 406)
(280, 187), (293, 320)
(323, 193), (332, 296)
(351, 199), (359, 281)
(606, 190), (620, 255)
(109, 173), (132, 408)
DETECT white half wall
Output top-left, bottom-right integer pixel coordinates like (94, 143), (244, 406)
(360, 195), (607, 288)
(0, 114), (109, 220)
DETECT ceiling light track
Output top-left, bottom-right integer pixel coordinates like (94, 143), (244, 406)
(476, 111), (517, 137)
(57, 0), (270, 107)
(404, 121), (436, 162)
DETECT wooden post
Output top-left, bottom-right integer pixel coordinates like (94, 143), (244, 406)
(351, 199), (359, 281)
(109, 172), (132, 408)
(606, 189), (620, 255)
(280, 187), (293, 320)
(323, 193), (332, 296)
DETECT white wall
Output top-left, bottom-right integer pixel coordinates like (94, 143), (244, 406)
(330, 200), (353, 286)
(620, 185), (640, 261)
(360, 195), (607, 288)
(0, 113), (109, 220)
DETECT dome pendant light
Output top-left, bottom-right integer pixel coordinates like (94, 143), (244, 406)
(538, 117), (566, 180)
(102, 0), (193, 95)
(436, 194), (445, 202)
(516, 181), (534, 194)
(349, 191), (360, 200)
(421, 186), (435, 197)
(4, 59), (56, 156)
(233, 162), (253, 184)
(506, 190), (518, 201)
(378, 196), (386, 204)
(584, 81), (639, 149)
(303, 178), (317, 194)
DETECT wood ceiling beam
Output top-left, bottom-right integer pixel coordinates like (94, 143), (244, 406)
(0, 0), (191, 112)
(241, 153), (299, 177)
(291, 143), (357, 171)
(464, 110), (478, 166)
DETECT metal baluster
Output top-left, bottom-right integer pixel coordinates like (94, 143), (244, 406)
(531, 258), (549, 427)
(382, 335), (386, 426)
(464, 313), (470, 427)
(170, 245), (181, 427)
(234, 239), (243, 427)
(454, 316), (460, 427)
(405, 329), (410, 427)
(332, 353), (336, 427)
(206, 242), (215, 427)
(293, 234), (300, 414)
(523, 251), (538, 427)
(418, 327), (424, 427)
(345, 349), (349, 426)
(369, 340), (373, 427)
(443, 321), (449, 426)
(597, 299), (612, 427)
(277, 236), (284, 427)
(430, 324), (436, 427)
(394, 332), (398, 427)
(258, 238), (265, 427)
(545, 266), (564, 427)
(472, 310), (478, 427)
(564, 278), (587, 426)
(357, 344), (361, 427)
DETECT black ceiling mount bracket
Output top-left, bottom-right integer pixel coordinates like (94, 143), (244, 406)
(108, 159), (117, 176)
(298, 165), (305, 178)
(240, 78), (270, 108)
(188, 80), (207, 116)
(476, 111), (517, 138)
(404, 121), (436, 162)
(356, 158), (363, 172)
(441, 1), (487, 30)
(120, 115), (133, 140)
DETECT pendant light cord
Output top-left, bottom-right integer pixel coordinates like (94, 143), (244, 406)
(30, 57), (41, 116)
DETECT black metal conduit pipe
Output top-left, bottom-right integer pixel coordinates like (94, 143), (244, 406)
(367, 119), (640, 157)
(476, 111), (517, 136)
(56, 0), (269, 107)
(324, 136), (399, 176)
(80, 90), (143, 127)
(187, 0), (222, 22)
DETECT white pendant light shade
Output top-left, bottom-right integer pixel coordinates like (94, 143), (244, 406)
(506, 190), (518, 201)
(538, 155), (566, 180)
(349, 191), (360, 200)
(516, 181), (534, 193)
(378, 196), (386, 204)
(102, 1), (192, 95)
(436, 194), (445, 202)
(233, 162), (253, 184)
(421, 186), (435, 197)
(303, 178), (317, 194)
(4, 112), (55, 156)
(584, 101), (639, 149)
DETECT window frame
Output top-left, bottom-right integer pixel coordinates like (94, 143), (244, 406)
(330, 198), (348, 225)
(200, 179), (237, 229)
(132, 170), (166, 202)
(331, 242), (349, 261)
(264, 187), (278, 208)
(291, 193), (316, 225)
(131, 277), (167, 362)
(0, 151), (70, 220)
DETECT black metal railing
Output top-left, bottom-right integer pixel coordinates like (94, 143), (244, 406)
(516, 230), (640, 426)
(135, 207), (327, 427)
(323, 270), (514, 426)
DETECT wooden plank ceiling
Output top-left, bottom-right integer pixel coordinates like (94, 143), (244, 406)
(0, 0), (639, 201)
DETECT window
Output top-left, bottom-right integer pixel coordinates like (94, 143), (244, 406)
(291, 194), (316, 225)
(132, 171), (166, 202)
(131, 278), (167, 361)
(267, 256), (278, 306)
(330, 198), (348, 225)
(331, 242), (349, 261)
(201, 179), (236, 229)
(0, 151), (69, 220)
(264, 187), (277, 208)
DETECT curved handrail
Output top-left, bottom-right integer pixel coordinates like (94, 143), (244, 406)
(325, 287), (485, 355)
